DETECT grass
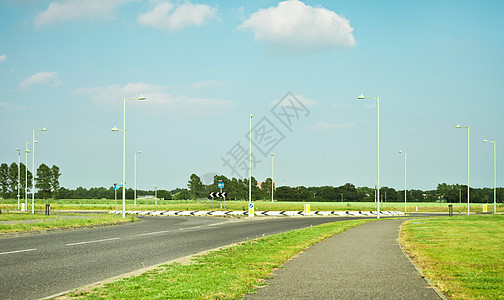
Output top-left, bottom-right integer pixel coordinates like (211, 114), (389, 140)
(70, 218), (372, 299)
(400, 215), (504, 299)
(0, 212), (56, 221)
(0, 213), (135, 234)
(3, 198), (501, 213)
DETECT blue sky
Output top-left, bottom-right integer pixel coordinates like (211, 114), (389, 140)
(1, 0), (503, 191)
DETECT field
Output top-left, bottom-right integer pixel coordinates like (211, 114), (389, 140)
(1, 198), (502, 213)
(401, 215), (504, 299)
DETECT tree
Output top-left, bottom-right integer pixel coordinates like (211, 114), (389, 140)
(50, 165), (61, 199)
(36, 164), (52, 199)
(0, 163), (9, 198)
(187, 174), (204, 199)
(173, 189), (191, 200)
(8, 162), (20, 198)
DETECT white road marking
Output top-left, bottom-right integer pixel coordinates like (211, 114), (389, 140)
(138, 230), (170, 236)
(66, 237), (120, 246)
(0, 248), (37, 255)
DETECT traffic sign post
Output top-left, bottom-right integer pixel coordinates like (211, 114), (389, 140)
(248, 203), (254, 217)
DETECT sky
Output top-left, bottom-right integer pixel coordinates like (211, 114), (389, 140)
(1, 0), (503, 192)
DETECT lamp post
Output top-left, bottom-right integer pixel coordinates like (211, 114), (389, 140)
(25, 141), (34, 210)
(271, 153), (274, 203)
(483, 139), (497, 213)
(249, 114), (253, 206)
(16, 148), (20, 209)
(399, 150), (407, 212)
(455, 124), (470, 215)
(111, 95), (146, 218)
(32, 128), (47, 214)
(134, 150), (141, 207)
(357, 94), (380, 219)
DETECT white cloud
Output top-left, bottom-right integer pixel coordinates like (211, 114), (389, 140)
(73, 82), (234, 113)
(138, 1), (217, 30)
(313, 121), (355, 130)
(0, 55), (6, 63)
(238, 0), (355, 52)
(271, 94), (317, 107)
(188, 80), (228, 89)
(34, 0), (130, 30)
(19, 71), (61, 89)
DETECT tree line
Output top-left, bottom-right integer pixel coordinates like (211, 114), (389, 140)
(0, 162), (59, 199)
(181, 173), (503, 204)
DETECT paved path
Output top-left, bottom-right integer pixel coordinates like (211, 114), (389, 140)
(246, 219), (442, 300)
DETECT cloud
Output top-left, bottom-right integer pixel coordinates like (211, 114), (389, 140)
(73, 82), (234, 113)
(19, 71), (61, 89)
(0, 55), (6, 63)
(313, 121), (355, 130)
(34, 0), (130, 29)
(238, 0), (355, 52)
(138, 1), (217, 30)
(188, 80), (228, 89)
(271, 94), (317, 107)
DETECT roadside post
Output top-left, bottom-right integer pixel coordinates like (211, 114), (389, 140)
(248, 203), (254, 217)
(448, 204), (453, 217)
(304, 204), (311, 215)
(218, 181), (224, 209)
(483, 204), (488, 213)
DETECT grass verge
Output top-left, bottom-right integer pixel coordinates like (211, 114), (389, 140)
(69, 218), (372, 299)
(0, 213), (135, 234)
(0, 212), (56, 221)
(400, 215), (504, 299)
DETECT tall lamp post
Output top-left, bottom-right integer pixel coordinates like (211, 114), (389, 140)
(25, 141), (34, 210)
(134, 150), (141, 207)
(16, 148), (20, 209)
(455, 124), (470, 215)
(32, 128), (47, 214)
(249, 114), (253, 207)
(483, 139), (497, 213)
(399, 150), (407, 212)
(271, 153), (274, 203)
(111, 95), (146, 218)
(357, 94), (380, 219)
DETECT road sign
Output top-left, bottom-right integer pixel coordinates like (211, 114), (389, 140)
(248, 203), (254, 217)
(114, 184), (123, 191)
(209, 192), (227, 198)
(218, 182), (224, 189)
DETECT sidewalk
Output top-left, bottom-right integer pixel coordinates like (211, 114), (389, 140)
(246, 219), (443, 300)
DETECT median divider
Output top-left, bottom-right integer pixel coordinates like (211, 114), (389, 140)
(109, 210), (405, 217)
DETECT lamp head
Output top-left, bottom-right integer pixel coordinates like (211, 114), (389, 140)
(42, 127), (47, 131)
(357, 94), (365, 100)
(136, 151), (141, 154)
(111, 126), (120, 132)
(25, 149), (31, 153)
(138, 95), (146, 101)
(250, 114), (253, 118)
(483, 139), (488, 143)
(271, 153), (273, 157)
(455, 124), (461, 128)
(399, 150), (403, 154)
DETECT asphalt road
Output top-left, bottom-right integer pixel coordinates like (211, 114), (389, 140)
(0, 216), (357, 300)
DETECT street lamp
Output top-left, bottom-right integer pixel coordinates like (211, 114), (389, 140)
(249, 114), (253, 206)
(25, 141), (35, 210)
(32, 128), (47, 214)
(134, 150), (141, 207)
(455, 124), (470, 215)
(111, 95), (146, 218)
(483, 139), (497, 213)
(16, 148), (20, 209)
(357, 94), (380, 219)
(399, 150), (407, 212)
(271, 153), (274, 203)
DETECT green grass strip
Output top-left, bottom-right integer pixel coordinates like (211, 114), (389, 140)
(0, 214), (134, 233)
(0, 212), (56, 221)
(401, 215), (504, 299)
(71, 219), (372, 299)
